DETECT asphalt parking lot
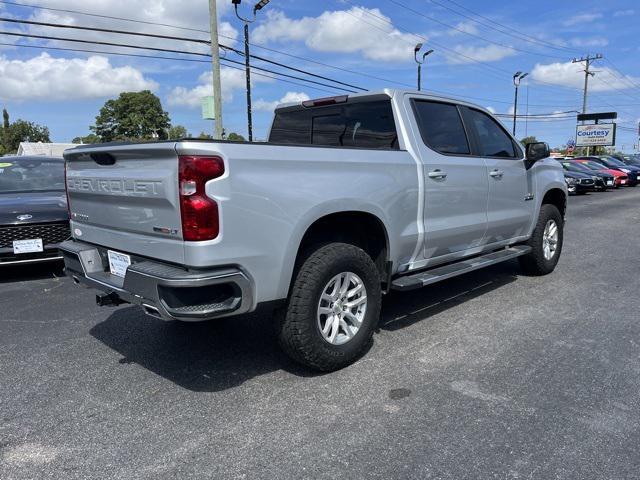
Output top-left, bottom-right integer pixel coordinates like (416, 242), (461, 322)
(1, 188), (639, 480)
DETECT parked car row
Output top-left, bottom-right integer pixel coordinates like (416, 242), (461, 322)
(553, 154), (640, 195)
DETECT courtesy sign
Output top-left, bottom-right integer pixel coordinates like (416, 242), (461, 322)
(575, 123), (616, 147)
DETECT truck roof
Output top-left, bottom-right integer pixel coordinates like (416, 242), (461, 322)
(275, 88), (492, 114)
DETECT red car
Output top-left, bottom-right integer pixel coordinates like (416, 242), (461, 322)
(572, 159), (628, 188)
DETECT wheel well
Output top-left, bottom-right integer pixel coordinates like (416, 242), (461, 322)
(542, 188), (567, 218)
(294, 211), (389, 280)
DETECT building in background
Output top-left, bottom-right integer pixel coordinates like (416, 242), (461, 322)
(17, 142), (76, 157)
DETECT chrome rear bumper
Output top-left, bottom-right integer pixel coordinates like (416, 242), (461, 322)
(60, 240), (254, 322)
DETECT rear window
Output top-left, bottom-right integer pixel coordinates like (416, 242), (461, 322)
(269, 100), (399, 150)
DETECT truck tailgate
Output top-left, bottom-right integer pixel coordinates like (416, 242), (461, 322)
(64, 143), (184, 262)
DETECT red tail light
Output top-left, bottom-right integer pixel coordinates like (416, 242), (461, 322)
(178, 155), (225, 241)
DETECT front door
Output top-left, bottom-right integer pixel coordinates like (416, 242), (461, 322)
(461, 107), (534, 244)
(410, 99), (489, 263)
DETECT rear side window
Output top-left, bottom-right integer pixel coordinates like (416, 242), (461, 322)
(269, 100), (399, 150)
(466, 109), (517, 158)
(412, 100), (470, 155)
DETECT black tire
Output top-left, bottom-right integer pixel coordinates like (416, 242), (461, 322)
(277, 243), (382, 372)
(519, 204), (563, 276)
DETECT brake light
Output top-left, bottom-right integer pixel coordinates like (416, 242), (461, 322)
(178, 156), (225, 241)
(302, 95), (348, 108)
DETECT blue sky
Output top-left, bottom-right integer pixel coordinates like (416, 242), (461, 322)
(0, 0), (639, 150)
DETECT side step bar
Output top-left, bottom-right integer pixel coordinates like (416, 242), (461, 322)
(391, 245), (532, 292)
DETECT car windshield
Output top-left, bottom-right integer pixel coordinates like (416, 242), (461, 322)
(0, 158), (65, 193)
(599, 156), (626, 168)
(579, 160), (607, 171)
(562, 162), (592, 174)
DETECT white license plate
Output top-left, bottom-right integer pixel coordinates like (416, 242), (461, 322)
(13, 238), (43, 254)
(107, 250), (131, 278)
(607, 181), (613, 185)
(622, 180), (627, 184)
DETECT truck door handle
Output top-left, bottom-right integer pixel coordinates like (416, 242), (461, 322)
(489, 169), (504, 178)
(428, 169), (448, 180)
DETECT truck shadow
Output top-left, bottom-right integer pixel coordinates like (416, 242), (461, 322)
(0, 261), (65, 284)
(89, 261), (519, 392)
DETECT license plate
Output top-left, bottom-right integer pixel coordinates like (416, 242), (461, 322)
(607, 181), (613, 185)
(622, 180), (627, 184)
(13, 238), (43, 254)
(108, 250), (131, 278)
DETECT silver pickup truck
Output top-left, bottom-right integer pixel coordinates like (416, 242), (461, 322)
(61, 89), (567, 371)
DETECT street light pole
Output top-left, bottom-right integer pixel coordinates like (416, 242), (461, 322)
(208, 0), (224, 140)
(414, 44), (434, 91)
(233, 0), (270, 142)
(512, 71), (528, 137)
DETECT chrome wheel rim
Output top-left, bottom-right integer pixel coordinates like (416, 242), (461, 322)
(542, 219), (559, 261)
(317, 272), (367, 346)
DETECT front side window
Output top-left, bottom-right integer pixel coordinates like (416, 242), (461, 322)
(466, 109), (517, 158)
(412, 100), (470, 155)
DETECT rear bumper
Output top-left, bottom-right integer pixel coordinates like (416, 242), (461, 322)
(60, 239), (254, 322)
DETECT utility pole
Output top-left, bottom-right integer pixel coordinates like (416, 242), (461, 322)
(572, 54), (603, 155)
(512, 71), (528, 136)
(208, 0), (224, 140)
(573, 54), (603, 117)
(233, 0), (270, 142)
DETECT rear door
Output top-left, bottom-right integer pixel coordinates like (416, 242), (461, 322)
(410, 99), (489, 261)
(461, 107), (533, 244)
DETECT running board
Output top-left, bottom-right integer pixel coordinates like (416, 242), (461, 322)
(391, 246), (532, 292)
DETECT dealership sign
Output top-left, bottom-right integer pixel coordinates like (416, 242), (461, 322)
(575, 123), (616, 146)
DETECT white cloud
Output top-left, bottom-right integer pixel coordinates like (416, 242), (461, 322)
(446, 44), (517, 64)
(531, 61), (640, 92)
(168, 68), (273, 108)
(254, 92), (311, 112)
(0, 53), (157, 101)
(613, 9), (635, 17)
(562, 13), (603, 26)
(449, 21), (479, 36)
(569, 37), (609, 47)
(252, 8), (420, 62)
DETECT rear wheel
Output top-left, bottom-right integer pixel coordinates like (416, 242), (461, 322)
(519, 204), (563, 276)
(277, 243), (382, 371)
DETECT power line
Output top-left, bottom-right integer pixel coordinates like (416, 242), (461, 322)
(0, 0), (415, 89)
(428, 0), (581, 54)
(0, 16), (369, 92)
(0, 33), (359, 94)
(385, 0), (565, 60)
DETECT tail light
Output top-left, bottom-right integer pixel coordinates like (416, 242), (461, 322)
(178, 155), (225, 241)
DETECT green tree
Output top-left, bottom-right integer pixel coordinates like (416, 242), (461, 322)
(168, 125), (190, 140)
(72, 133), (101, 144)
(520, 136), (538, 146)
(91, 90), (171, 142)
(3, 119), (50, 153)
(197, 131), (214, 140)
(227, 132), (246, 142)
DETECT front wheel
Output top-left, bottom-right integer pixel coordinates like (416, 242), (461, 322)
(519, 204), (564, 276)
(277, 243), (382, 372)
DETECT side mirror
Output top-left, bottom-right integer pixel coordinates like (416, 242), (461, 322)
(525, 142), (550, 163)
